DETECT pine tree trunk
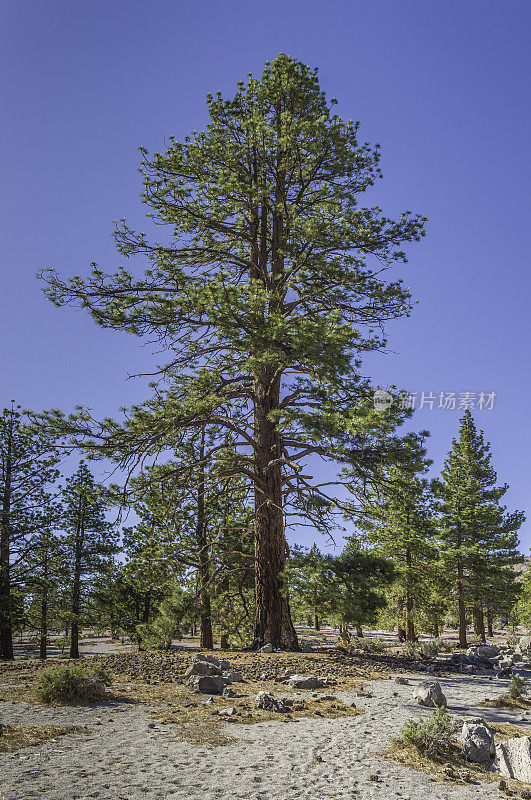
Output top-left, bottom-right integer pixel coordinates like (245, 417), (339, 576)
(356, 625), (363, 637)
(433, 620), (439, 638)
(196, 426), (213, 650)
(39, 557), (48, 659)
(142, 593), (151, 624)
(220, 633), (229, 650)
(0, 422), (14, 660)
(473, 598), (486, 643)
(69, 511), (83, 660)
(486, 606), (494, 638)
(314, 611), (319, 631)
(252, 368), (298, 650)
(405, 548), (415, 642)
(457, 556), (467, 648)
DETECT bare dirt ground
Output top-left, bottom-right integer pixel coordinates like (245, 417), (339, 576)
(1, 629), (530, 800)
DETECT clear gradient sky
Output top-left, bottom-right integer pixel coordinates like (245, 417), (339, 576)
(2, 1), (530, 550)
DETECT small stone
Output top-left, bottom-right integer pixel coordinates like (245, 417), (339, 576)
(255, 691), (289, 713)
(219, 706), (238, 716)
(259, 644), (273, 653)
(222, 671), (244, 682)
(394, 676), (409, 685)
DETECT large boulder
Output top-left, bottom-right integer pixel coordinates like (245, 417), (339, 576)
(185, 660), (222, 677)
(494, 736), (531, 782)
(467, 645), (499, 659)
(287, 674), (327, 690)
(518, 636), (531, 653)
(255, 691), (289, 712)
(413, 680), (447, 708)
(460, 720), (495, 765)
(186, 675), (225, 695)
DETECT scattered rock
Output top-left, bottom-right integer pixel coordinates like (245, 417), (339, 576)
(494, 736), (531, 782)
(255, 691), (289, 712)
(460, 719), (495, 765)
(222, 671), (244, 683)
(222, 687), (237, 698)
(394, 676), (409, 685)
(186, 675), (225, 695)
(219, 706), (238, 716)
(287, 674), (327, 690)
(259, 644), (273, 653)
(413, 680), (447, 707)
(519, 636), (531, 653)
(496, 666), (513, 678)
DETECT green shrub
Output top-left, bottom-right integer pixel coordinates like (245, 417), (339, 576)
(508, 673), (527, 699)
(357, 637), (387, 653)
(434, 638), (454, 653)
(403, 642), (418, 658)
(396, 706), (457, 757)
(36, 664), (112, 704)
(418, 641), (439, 659)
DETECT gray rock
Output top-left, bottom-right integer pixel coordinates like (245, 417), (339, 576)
(259, 643), (273, 653)
(192, 653), (231, 670)
(467, 644), (499, 659)
(219, 706), (238, 716)
(496, 666), (513, 678)
(394, 676), (409, 685)
(413, 680), (447, 707)
(186, 675), (225, 694)
(460, 720), (495, 765)
(519, 636), (531, 653)
(287, 674), (327, 690)
(498, 657), (514, 669)
(255, 691), (289, 712)
(185, 660), (222, 677)
(222, 671), (244, 682)
(494, 736), (531, 782)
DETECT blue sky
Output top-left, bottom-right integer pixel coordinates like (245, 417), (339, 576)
(2, 1), (530, 550)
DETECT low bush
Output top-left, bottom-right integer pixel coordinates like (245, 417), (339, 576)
(357, 637), (387, 653)
(418, 641), (439, 659)
(508, 673), (527, 699)
(396, 706), (457, 757)
(507, 635), (520, 648)
(434, 638), (454, 653)
(36, 663), (112, 704)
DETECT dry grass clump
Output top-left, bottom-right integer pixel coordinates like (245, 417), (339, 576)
(145, 686), (363, 746)
(0, 723), (82, 753)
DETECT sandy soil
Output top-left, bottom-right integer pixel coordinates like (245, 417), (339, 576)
(1, 664), (531, 800)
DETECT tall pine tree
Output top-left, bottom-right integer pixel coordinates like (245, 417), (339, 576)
(41, 54), (426, 649)
(61, 463), (118, 658)
(433, 411), (523, 646)
(0, 406), (59, 659)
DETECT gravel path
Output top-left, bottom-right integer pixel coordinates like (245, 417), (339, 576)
(1, 671), (530, 800)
